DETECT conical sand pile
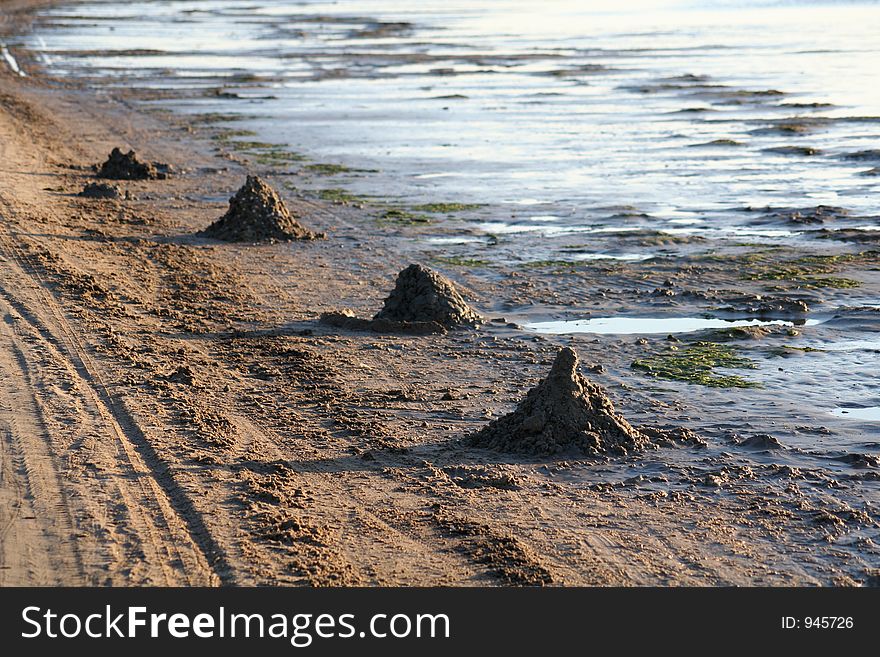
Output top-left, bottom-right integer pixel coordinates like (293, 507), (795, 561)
(467, 347), (649, 456)
(373, 263), (480, 328)
(97, 147), (162, 180)
(199, 176), (322, 243)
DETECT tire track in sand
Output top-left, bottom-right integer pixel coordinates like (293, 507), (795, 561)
(0, 314), (83, 584)
(0, 219), (231, 585)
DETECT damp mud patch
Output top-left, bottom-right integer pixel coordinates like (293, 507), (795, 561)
(714, 294), (811, 316)
(78, 182), (123, 199)
(96, 147), (169, 180)
(466, 347), (695, 457)
(762, 146), (822, 157)
(841, 149), (880, 163)
(818, 228), (880, 244)
(199, 175), (324, 243)
(707, 324), (795, 341)
(750, 204), (849, 225)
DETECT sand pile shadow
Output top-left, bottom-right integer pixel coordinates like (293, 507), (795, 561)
(320, 309), (448, 335)
(97, 147), (167, 180)
(466, 347), (701, 457)
(199, 175), (324, 243)
(320, 263), (481, 335)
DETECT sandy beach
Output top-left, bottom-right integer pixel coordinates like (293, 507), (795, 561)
(1, 0), (878, 587)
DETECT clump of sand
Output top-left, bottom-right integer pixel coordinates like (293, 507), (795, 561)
(79, 182), (122, 199)
(97, 147), (164, 180)
(199, 175), (323, 243)
(467, 347), (650, 456)
(374, 263), (480, 328)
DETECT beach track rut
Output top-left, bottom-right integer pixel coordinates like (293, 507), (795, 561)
(0, 90), (231, 583)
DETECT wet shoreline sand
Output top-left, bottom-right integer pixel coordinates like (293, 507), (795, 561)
(0, 0), (878, 586)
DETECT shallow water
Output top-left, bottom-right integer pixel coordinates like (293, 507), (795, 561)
(19, 0), (880, 251)
(524, 316), (821, 335)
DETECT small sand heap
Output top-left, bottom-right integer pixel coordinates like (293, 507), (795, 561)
(467, 347), (649, 456)
(199, 176), (322, 243)
(162, 365), (195, 386)
(79, 182), (122, 199)
(97, 147), (164, 180)
(374, 263), (480, 328)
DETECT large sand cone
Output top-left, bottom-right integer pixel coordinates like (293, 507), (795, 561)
(374, 263), (480, 328)
(200, 175), (322, 243)
(467, 347), (649, 456)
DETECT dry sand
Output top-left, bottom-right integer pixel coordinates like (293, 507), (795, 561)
(0, 1), (877, 587)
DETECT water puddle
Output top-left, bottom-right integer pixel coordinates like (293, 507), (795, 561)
(831, 407), (880, 422)
(568, 253), (654, 262)
(807, 339), (880, 352)
(421, 236), (486, 245)
(523, 316), (821, 335)
(662, 226), (800, 238)
(475, 222), (656, 237)
(667, 218), (705, 225)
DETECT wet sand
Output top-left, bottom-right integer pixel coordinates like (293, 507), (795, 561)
(1, 1), (878, 586)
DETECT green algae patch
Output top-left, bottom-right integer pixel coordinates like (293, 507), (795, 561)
(740, 251), (876, 289)
(432, 256), (489, 267)
(768, 345), (828, 356)
(223, 140), (278, 151)
(215, 136), (308, 166)
(211, 129), (258, 143)
(248, 148), (307, 166)
(632, 342), (760, 388)
(379, 208), (432, 225)
(518, 260), (580, 269)
(412, 202), (484, 213)
(799, 276), (861, 289)
(304, 163), (355, 175)
(316, 188), (366, 204)
(746, 270), (862, 289)
(190, 112), (252, 125)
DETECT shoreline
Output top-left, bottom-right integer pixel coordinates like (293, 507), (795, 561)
(1, 0), (878, 586)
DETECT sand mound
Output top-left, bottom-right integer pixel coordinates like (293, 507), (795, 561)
(199, 176), (322, 243)
(97, 147), (164, 180)
(467, 347), (649, 456)
(79, 182), (122, 199)
(374, 263), (480, 328)
(161, 365), (195, 386)
(731, 433), (785, 450)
